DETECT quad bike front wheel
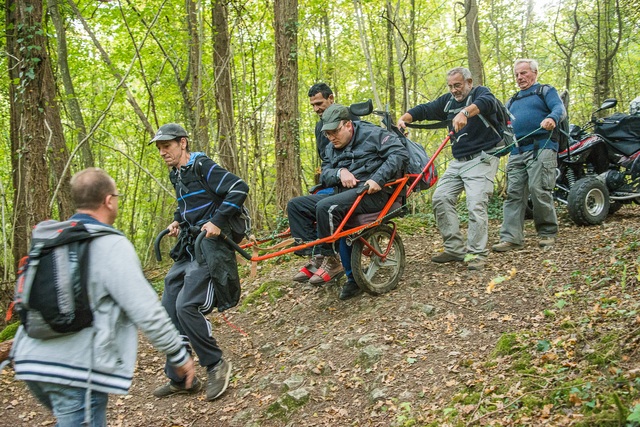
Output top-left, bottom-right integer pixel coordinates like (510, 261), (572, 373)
(351, 224), (405, 295)
(567, 176), (610, 225)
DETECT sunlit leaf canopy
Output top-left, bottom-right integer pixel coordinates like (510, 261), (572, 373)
(1, 0), (638, 264)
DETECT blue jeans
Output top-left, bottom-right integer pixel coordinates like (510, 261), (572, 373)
(26, 381), (108, 427)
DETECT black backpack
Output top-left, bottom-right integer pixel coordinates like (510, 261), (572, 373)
(385, 122), (438, 191)
(508, 84), (570, 151)
(9, 220), (120, 339)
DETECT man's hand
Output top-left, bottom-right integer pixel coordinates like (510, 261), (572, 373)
(364, 179), (382, 194)
(396, 113), (412, 134)
(174, 356), (196, 389)
(339, 169), (360, 188)
(452, 112), (467, 133)
(540, 118), (556, 131)
(167, 221), (181, 237)
(201, 221), (221, 238)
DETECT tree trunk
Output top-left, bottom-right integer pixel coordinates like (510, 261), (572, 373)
(386, 1), (396, 116)
(322, 13), (334, 87)
(489, 1), (507, 97)
(353, 0), (382, 110)
(48, 0), (93, 169)
(9, 0), (73, 271)
(465, 0), (484, 85)
(186, 0), (209, 153)
(213, 0), (238, 173)
(410, 0), (417, 107)
(6, 0), (27, 271)
(552, 0), (581, 95)
(274, 0), (301, 212)
(594, 0), (621, 106)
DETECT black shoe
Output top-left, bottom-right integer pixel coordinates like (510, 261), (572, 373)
(339, 281), (363, 300)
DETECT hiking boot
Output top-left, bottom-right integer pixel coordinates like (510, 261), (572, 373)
(492, 241), (524, 252)
(339, 281), (363, 300)
(206, 358), (232, 401)
(152, 377), (202, 398)
(308, 255), (344, 285)
(431, 252), (465, 263)
(539, 236), (555, 248)
(292, 255), (324, 282)
(467, 258), (485, 271)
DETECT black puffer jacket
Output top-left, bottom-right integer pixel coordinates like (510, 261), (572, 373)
(320, 121), (409, 189)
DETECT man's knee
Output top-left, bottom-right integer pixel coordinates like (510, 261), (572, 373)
(433, 190), (457, 209)
(287, 197), (303, 214)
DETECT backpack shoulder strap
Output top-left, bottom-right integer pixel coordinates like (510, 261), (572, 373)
(536, 84), (551, 98)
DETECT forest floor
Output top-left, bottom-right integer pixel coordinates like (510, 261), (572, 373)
(1, 204), (640, 426)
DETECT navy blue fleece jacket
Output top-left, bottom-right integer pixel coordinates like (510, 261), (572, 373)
(407, 86), (502, 159)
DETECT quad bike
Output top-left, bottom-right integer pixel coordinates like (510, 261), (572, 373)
(555, 98), (640, 225)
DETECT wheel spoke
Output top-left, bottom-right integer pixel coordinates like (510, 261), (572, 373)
(351, 225), (405, 295)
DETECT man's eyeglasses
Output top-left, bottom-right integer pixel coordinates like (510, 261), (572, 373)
(111, 193), (125, 201)
(322, 122), (344, 138)
(448, 82), (465, 90)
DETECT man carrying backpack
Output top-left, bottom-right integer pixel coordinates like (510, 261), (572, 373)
(397, 67), (501, 271)
(492, 59), (566, 252)
(11, 168), (196, 426)
(151, 123), (248, 400)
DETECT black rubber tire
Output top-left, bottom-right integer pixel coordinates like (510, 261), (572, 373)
(567, 176), (610, 225)
(351, 224), (405, 296)
(608, 201), (623, 215)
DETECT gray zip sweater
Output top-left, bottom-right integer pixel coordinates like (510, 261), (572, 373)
(11, 221), (188, 395)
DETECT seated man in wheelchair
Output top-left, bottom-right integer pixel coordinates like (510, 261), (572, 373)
(288, 103), (409, 300)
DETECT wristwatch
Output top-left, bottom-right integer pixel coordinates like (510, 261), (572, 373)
(461, 109), (470, 118)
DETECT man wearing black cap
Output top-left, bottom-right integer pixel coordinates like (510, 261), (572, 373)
(150, 123), (249, 400)
(287, 104), (409, 300)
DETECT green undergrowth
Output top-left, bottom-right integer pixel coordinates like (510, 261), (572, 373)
(421, 225), (640, 425)
(0, 321), (19, 342)
(238, 279), (288, 312)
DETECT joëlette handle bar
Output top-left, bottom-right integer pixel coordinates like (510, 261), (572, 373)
(404, 130), (453, 198)
(154, 228), (252, 262)
(195, 230), (252, 263)
(154, 229), (170, 261)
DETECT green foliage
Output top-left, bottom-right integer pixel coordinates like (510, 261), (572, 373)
(0, 321), (20, 342)
(493, 332), (521, 356)
(239, 280), (288, 311)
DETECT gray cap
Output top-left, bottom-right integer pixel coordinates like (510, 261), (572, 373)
(320, 104), (351, 132)
(149, 123), (189, 144)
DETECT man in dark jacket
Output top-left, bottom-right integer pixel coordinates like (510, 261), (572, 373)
(293, 84), (361, 284)
(288, 104), (409, 299)
(151, 123), (249, 401)
(308, 83), (360, 163)
(397, 67), (501, 270)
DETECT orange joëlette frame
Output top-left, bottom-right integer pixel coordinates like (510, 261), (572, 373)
(239, 133), (452, 263)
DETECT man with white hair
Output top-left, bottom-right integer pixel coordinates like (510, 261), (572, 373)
(492, 59), (566, 252)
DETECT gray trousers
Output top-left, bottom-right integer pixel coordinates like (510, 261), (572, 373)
(499, 148), (558, 244)
(432, 152), (499, 258)
(162, 257), (222, 383)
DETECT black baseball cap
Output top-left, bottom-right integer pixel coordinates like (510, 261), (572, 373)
(149, 123), (189, 145)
